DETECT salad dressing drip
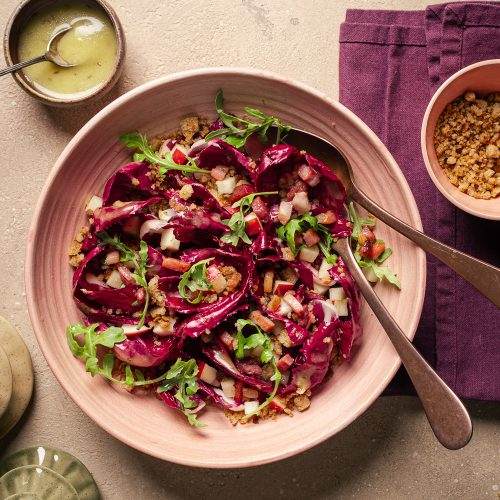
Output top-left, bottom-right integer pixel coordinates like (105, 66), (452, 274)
(17, 2), (117, 99)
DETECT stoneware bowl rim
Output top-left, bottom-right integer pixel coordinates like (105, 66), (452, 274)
(25, 67), (426, 467)
(3, 0), (126, 107)
(421, 59), (500, 220)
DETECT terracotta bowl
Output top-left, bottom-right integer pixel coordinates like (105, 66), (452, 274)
(421, 59), (500, 220)
(3, 0), (125, 107)
(25, 68), (426, 467)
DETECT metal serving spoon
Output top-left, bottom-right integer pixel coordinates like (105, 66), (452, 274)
(333, 235), (472, 450)
(0, 24), (75, 78)
(284, 128), (500, 307)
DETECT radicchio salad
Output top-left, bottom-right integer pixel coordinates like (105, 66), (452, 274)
(67, 91), (400, 427)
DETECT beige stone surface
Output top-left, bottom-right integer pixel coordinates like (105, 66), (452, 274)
(0, 0), (498, 498)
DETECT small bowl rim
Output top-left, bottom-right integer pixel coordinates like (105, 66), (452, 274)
(3, 0), (126, 107)
(24, 67), (426, 468)
(420, 59), (500, 221)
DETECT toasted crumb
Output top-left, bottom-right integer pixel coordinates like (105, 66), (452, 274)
(292, 394), (311, 412)
(220, 266), (242, 293)
(180, 116), (200, 142)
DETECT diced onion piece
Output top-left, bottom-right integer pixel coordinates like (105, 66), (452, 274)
(104, 250), (120, 266)
(363, 266), (378, 283)
(278, 201), (293, 224)
(158, 208), (176, 221)
(160, 228), (180, 251)
(283, 292), (304, 315)
(86, 195), (103, 215)
(334, 298), (349, 317)
(318, 258), (334, 282)
(291, 191), (311, 214)
(299, 244), (320, 263)
(198, 362), (218, 385)
(329, 287), (346, 302)
(106, 269), (123, 289)
(215, 177), (236, 195)
(244, 400), (260, 415)
(220, 378), (236, 398)
(207, 265), (227, 294)
(278, 299), (292, 317)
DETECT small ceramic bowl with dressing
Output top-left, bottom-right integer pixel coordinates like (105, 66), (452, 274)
(4, 0), (125, 107)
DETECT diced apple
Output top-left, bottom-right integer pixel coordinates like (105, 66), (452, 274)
(234, 380), (244, 405)
(244, 213), (261, 236)
(210, 165), (228, 181)
(244, 400), (259, 415)
(219, 331), (236, 351)
(267, 295), (281, 312)
(171, 144), (188, 165)
(207, 265), (227, 294)
(286, 180), (308, 201)
(104, 250), (120, 266)
(303, 229), (320, 247)
(297, 164), (320, 186)
(329, 287), (346, 302)
(263, 270), (274, 294)
(281, 246), (295, 261)
(278, 299), (292, 317)
(334, 298), (349, 317)
(283, 292), (304, 315)
(251, 196), (269, 220)
(299, 244), (320, 263)
(220, 377), (236, 398)
(313, 282), (330, 295)
(85, 195), (103, 215)
(160, 228), (180, 251)
(198, 361), (218, 385)
(216, 176), (236, 195)
(277, 354), (294, 372)
(105, 270), (123, 289)
(140, 219), (169, 239)
(321, 300), (338, 323)
(229, 183), (254, 204)
(269, 397), (287, 413)
(291, 191), (311, 214)
(273, 280), (294, 296)
(278, 200), (293, 224)
(318, 258), (334, 282)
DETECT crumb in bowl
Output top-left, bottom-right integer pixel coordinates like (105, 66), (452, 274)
(433, 91), (500, 199)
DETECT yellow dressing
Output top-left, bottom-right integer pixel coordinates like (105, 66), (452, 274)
(17, 2), (117, 99)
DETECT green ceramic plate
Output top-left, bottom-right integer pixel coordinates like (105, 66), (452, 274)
(0, 316), (33, 440)
(0, 345), (13, 419)
(0, 446), (100, 500)
(0, 465), (78, 499)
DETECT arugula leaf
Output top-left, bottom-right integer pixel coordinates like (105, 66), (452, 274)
(120, 132), (209, 176)
(204, 90), (291, 148)
(233, 319), (281, 419)
(221, 191), (278, 246)
(178, 258), (214, 304)
(348, 203), (400, 289)
(276, 214), (337, 264)
(98, 233), (150, 328)
(348, 202), (376, 240)
(157, 358), (204, 427)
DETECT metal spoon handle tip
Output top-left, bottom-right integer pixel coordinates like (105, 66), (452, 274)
(334, 238), (473, 450)
(351, 188), (500, 308)
(0, 54), (47, 77)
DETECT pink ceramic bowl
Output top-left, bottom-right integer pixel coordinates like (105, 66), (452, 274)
(25, 68), (425, 468)
(421, 59), (500, 220)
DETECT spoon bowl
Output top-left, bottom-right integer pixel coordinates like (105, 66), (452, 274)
(44, 23), (75, 68)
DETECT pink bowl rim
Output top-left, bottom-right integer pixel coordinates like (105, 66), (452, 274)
(25, 67), (425, 467)
(420, 59), (500, 221)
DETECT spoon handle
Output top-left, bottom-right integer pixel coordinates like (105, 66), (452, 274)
(351, 188), (500, 307)
(0, 55), (47, 77)
(333, 237), (472, 450)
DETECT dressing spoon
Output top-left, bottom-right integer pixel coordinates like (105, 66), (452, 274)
(0, 24), (75, 78)
(283, 127), (500, 307)
(333, 235), (473, 449)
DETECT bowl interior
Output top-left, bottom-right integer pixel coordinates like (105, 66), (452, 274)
(26, 69), (426, 467)
(4, 0), (125, 106)
(422, 60), (500, 220)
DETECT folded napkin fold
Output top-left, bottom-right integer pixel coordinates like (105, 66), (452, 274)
(339, 3), (500, 400)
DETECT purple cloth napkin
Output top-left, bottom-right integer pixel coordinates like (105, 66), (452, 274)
(339, 3), (500, 401)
